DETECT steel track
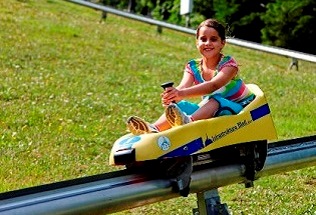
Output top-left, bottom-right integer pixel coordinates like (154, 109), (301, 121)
(0, 135), (315, 214)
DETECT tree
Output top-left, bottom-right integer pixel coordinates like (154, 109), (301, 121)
(261, 0), (316, 54)
(98, 0), (315, 54)
(98, 0), (128, 9)
(212, 0), (271, 42)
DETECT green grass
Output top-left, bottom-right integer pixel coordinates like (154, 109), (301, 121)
(0, 0), (315, 214)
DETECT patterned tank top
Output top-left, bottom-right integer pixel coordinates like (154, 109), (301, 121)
(185, 55), (253, 102)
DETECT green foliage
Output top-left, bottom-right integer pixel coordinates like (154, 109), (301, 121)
(98, 0), (129, 9)
(152, 0), (179, 22)
(102, 0), (316, 54)
(212, 0), (268, 42)
(213, 0), (239, 23)
(0, 1), (315, 214)
(261, 0), (316, 54)
(193, 0), (215, 18)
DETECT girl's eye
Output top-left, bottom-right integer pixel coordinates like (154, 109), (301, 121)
(199, 37), (218, 43)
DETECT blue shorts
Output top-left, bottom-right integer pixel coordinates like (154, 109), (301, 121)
(177, 100), (199, 115)
(177, 94), (255, 117)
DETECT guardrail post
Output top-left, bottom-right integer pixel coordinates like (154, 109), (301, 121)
(99, 11), (107, 22)
(288, 58), (299, 71)
(157, 25), (163, 34)
(193, 189), (230, 215)
(99, 0), (107, 23)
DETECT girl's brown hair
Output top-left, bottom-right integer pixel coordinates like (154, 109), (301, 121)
(196, 19), (226, 40)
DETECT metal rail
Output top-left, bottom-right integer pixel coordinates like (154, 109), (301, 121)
(0, 135), (315, 215)
(64, 0), (316, 63)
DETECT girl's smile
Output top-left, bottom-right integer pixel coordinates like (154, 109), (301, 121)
(197, 26), (225, 58)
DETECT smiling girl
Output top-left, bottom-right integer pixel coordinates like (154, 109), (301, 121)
(127, 19), (255, 135)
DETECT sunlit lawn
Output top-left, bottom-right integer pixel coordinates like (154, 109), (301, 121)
(0, 0), (315, 214)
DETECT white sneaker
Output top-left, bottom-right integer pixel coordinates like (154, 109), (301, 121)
(127, 116), (158, 135)
(165, 104), (191, 127)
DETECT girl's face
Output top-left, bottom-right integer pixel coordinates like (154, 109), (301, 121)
(196, 26), (225, 58)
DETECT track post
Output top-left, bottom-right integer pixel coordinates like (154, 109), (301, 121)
(193, 189), (230, 215)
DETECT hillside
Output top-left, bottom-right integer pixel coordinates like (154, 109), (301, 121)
(0, 0), (315, 214)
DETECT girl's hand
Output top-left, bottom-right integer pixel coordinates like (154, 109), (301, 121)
(161, 87), (182, 106)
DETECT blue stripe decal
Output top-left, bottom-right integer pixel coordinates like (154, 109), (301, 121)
(250, 103), (270, 121)
(159, 137), (204, 158)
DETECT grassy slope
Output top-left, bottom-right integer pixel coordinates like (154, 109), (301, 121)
(0, 0), (315, 214)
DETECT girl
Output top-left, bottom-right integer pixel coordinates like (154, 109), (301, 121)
(127, 19), (255, 135)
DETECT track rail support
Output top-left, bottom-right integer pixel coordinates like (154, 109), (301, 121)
(193, 189), (230, 215)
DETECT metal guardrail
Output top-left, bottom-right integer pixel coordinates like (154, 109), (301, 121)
(64, 0), (316, 64)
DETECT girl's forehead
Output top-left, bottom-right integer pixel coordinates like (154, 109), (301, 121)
(198, 26), (219, 37)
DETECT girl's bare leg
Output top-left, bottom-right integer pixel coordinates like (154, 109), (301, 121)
(159, 98), (219, 128)
(153, 113), (172, 131)
(130, 98), (219, 134)
(192, 99), (219, 121)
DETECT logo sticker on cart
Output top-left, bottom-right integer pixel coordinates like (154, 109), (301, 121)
(157, 136), (171, 151)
